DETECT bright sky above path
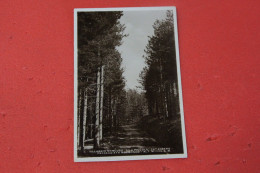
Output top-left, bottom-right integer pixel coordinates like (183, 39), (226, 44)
(117, 10), (167, 90)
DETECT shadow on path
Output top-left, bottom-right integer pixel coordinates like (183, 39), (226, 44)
(100, 123), (160, 150)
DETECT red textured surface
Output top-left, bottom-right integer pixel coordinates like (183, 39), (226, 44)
(0, 0), (259, 172)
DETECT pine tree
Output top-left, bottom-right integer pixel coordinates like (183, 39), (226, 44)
(140, 10), (180, 120)
(77, 11), (127, 151)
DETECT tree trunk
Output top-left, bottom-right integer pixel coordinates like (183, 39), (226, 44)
(166, 83), (173, 119)
(78, 88), (83, 152)
(82, 88), (88, 149)
(113, 97), (117, 130)
(94, 68), (100, 149)
(108, 89), (112, 132)
(99, 66), (104, 141)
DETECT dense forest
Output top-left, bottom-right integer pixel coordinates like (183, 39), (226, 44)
(77, 10), (183, 156)
(77, 11), (127, 153)
(139, 11), (183, 153)
(140, 11), (180, 121)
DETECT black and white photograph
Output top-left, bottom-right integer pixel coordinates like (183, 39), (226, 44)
(74, 7), (187, 162)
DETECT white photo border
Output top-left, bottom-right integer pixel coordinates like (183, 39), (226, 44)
(74, 6), (187, 162)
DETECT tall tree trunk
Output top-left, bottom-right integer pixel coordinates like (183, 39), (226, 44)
(94, 68), (100, 149)
(166, 83), (173, 119)
(155, 99), (159, 117)
(82, 88), (88, 149)
(173, 82), (180, 120)
(99, 66), (104, 141)
(163, 84), (169, 119)
(113, 97), (117, 131)
(164, 83), (170, 118)
(111, 98), (114, 130)
(78, 88), (84, 152)
(108, 89), (112, 132)
(89, 98), (93, 139)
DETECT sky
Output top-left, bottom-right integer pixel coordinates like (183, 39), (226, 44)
(116, 10), (167, 90)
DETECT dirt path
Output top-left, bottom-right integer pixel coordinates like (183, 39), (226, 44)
(100, 123), (160, 150)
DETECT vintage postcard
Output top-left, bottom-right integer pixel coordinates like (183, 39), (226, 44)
(74, 6), (187, 162)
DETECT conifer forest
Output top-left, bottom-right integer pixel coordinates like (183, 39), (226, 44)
(76, 10), (184, 157)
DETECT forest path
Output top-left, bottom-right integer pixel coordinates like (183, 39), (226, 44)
(101, 123), (160, 149)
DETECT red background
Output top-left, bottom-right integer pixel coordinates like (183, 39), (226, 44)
(0, 0), (259, 172)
